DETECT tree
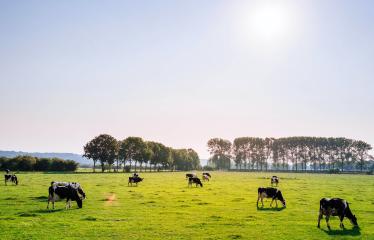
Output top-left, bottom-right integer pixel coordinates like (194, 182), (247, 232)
(83, 134), (118, 172)
(15, 155), (36, 171)
(207, 138), (232, 170)
(119, 137), (146, 172)
(353, 140), (372, 172)
(34, 158), (51, 171)
(147, 141), (161, 171)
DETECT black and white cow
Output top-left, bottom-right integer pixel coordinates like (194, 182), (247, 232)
(257, 187), (286, 208)
(271, 176), (279, 186)
(186, 173), (197, 179)
(202, 172), (211, 182)
(4, 174), (18, 185)
(318, 198), (358, 230)
(47, 183), (86, 209)
(202, 174), (210, 182)
(203, 172), (211, 178)
(128, 176), (143, 186)
(188, 177), (203, 187)
(50, 182), (86, 198)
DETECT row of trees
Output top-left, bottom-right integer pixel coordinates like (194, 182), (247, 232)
(83, 134), (200, 172)
(207, 137), (373, 172)
(0, 156), (78, 172)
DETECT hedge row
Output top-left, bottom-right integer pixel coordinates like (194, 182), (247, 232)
(0, 155), (78, 172)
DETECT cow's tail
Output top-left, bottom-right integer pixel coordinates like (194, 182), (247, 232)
(15, 176), (18, 185)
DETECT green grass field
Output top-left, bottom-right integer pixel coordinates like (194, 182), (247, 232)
(1, 172), (373, 240)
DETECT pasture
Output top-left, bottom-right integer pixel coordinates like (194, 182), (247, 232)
(1, 172), (373, 240)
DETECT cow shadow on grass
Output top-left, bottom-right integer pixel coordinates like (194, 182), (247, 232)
(321, 227), (361, 236)
(256, 206), (285, 211)
(29, 196), (48, 202)
(30, 208), (80, 214)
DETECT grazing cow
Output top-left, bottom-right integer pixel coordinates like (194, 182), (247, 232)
(271, 176), (279, 186)
(318, 198), (358, 230)
(47, 184), (85, 209)
(186, 173), (197, 179)
(4, 174), (18, 185)
(257, 187), (286, 208)
(50, 181), (86, 199)
(203, 172), (211, 178)
(202, 174), (210, 182)
(128, 176), (143, 186)
(188, 177), (203, 187)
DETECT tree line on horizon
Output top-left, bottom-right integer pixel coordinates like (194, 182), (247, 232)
(207, 137), (373, 172)
(0, 155), (78, 172)
(83, 134), (200, 172)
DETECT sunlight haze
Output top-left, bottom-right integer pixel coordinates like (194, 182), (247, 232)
(0, 0), (373, 159)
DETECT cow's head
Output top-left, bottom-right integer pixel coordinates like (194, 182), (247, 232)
(76, 198), (83, 208)
(77, 187), (86, 200)
(350, 214), (358, 227)
(277, 191), (286, 207)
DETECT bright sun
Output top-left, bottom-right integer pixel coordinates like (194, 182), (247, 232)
(248, 3), (291, 43)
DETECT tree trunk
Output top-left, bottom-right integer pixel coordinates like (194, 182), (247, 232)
(93, 160), (96, 172)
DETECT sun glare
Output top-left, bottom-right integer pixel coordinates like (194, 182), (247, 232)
(247, 3), (292, 43)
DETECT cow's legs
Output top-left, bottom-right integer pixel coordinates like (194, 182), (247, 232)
(339, 215), (345, 229)
(270, 198), (274, 207)
(325, 215), (331, 230)
(261, 197), (264, 207)
(317, 211), (323, 228)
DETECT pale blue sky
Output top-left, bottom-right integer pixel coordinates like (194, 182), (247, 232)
(0, 0), (373, 158)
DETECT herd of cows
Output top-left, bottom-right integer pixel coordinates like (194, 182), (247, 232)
(4, 170), (359, 231)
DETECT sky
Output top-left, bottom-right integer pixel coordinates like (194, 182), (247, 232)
(0, 0), (373, 159)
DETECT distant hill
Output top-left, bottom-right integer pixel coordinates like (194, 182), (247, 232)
(0, 150), (90, 165)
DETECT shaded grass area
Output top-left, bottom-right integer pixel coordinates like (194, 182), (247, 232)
(0, 172), (373, 239)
